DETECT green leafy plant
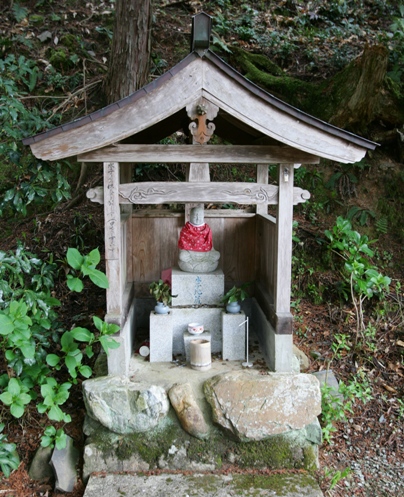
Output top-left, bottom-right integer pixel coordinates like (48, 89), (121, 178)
(0, 378), (31, 418)
(40, 425), (67, 451)
(66, 247), (109, 292)
(0, 423), (20, 478)
(0, 245), (119, 450)
(221, 283), (250, 305)
(320, 369), (373, 443)
(324, 217), (391, 336)
(323, 466), (351, 492)
(149, 280), (176, 306)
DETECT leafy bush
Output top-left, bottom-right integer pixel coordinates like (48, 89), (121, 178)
(0, 423), (19, 477)
(0, 54), (71, 216)
(0, 245), (119, 452)
(324, 217), (391, 334)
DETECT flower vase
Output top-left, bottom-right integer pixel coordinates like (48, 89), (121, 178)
(226, 301), (241, 314)
(154, 302), (169, 314)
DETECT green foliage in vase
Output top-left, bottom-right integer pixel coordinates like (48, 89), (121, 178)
(221, 283), (250, 305)
(149, 280), (176, 306)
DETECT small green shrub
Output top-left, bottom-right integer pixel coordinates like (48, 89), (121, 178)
(0, 423), (20, 478)
(0, 246), (119, 449)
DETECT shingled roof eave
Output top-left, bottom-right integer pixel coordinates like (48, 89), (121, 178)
(22, 49), (377, 152)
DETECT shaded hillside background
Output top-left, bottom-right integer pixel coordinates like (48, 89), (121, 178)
(0, 1), (403, 496)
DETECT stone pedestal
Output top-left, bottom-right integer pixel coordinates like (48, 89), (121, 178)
(183, 330), (211, 363)
(171, 308), (222, 355)
(171, 268), (224, 306)
(149, 312), (173, 362)
(222, 311), (246, 361)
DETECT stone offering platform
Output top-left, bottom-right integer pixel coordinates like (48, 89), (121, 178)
(84, 472), (324, 497)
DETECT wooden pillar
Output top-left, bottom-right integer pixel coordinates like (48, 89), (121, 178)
(103, 161), (122, 325)
(185, 161), (210, 221)
(274, 163), (295, 335)
(256, 164), (268, 216)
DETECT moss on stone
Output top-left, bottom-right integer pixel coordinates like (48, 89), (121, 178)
(229, 46), (324, 115)
(88, 417), (318, 472)
(231, 473), (319, 494)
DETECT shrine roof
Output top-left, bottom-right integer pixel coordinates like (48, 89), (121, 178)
(23, 13), (377, 164)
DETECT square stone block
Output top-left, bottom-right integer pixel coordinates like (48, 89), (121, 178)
(149, 312), (173, 362)
(170, 308), (222, 355)
(171, 268), (225, 306)
(183, 330), (211, 363)
(222, 311), (246, 361)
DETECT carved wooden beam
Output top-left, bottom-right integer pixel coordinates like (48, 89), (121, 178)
(87, 182), (311, 205)
(78, 144), (320, 164)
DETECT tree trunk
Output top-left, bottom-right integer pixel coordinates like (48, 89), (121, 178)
(104, 0), (152, 104)
(229, 45), (404, 137)
(328, 45), (389, 131)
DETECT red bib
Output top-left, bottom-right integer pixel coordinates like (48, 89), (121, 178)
(178, 222), (213, 252)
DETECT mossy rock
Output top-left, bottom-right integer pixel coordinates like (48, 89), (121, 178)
(49, 49), (74, 70)
(85, 414), (319, 472)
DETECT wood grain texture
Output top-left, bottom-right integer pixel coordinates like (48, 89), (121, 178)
(87, 183), (311, 205)
(202, 64), (367, 163)
(103, 162), (123, 316)
(103, 162), (121, 260)
(78, 144), (320, 163)
(256, 214), (277, 308)
(130, 213), (255, 288)
(274, 165), (295, 315)
(30, 59), (204, 160)
(256, 164), (269, 216)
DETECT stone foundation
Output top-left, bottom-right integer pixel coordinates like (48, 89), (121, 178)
(82, 371), (322, 481)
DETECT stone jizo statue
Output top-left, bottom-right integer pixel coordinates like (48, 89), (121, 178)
(178, 206), (220, 273)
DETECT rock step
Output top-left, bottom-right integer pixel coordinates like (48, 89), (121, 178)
(84, 472), (324, 497)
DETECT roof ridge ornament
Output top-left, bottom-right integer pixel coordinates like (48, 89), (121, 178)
(191, 12), (212, 56)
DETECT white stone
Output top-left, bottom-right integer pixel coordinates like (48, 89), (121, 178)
(222, 311), (246, 361)
(204, 371), (321, 441)
(82, 376), (170, 434)
(171, 267), (225, 306)
(149, 312), (173, 362)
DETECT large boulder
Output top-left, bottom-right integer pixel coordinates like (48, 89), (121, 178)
(204, 372), (321, 441)
(83, 376), (169, 434)
(168, 383), (209, 439)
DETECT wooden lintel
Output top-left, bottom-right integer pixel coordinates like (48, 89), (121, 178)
(78, 144), (320, 164)
(86, 182), (311, 205)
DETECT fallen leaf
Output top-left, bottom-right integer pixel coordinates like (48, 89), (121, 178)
(37, 31), (52, 42)
(396, 340), (404, 347)
(383, 384), (398, 394)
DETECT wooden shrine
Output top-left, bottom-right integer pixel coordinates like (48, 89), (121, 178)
(24, 13), (376, 375)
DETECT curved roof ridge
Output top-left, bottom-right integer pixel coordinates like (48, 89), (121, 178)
(23, 52), (199, 146)
(204, 50), (376, 150)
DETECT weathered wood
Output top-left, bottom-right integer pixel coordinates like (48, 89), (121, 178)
(131, 209), (255, 218)
(103, 162), (123, 317)
(256, 214), (277, 315)
(104, 162), (121, 260)
(202, 63), (368, 163)
(87, 182), (311, 205)
(256, 164), (269, 215)
(30, 58), (205, 161)
(130, 214), (256, 287)
(274, 164), (295, 320)
(78, 144), (320, 164)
